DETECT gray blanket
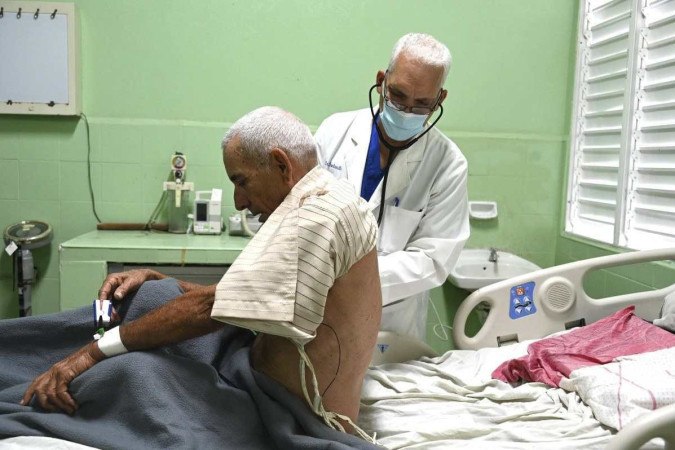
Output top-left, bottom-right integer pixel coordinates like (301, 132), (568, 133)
(0, 279), (382, 450)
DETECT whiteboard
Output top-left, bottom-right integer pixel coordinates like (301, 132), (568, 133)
(0, 2), (79, 115)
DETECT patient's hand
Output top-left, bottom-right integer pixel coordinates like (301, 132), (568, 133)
(21, 343), (105, 415)
(99, 269), (160, 301)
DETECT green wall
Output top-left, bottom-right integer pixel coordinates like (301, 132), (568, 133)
(0, 1), (579, 350)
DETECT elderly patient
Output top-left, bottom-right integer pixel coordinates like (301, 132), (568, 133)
(3, 107), (382, 449)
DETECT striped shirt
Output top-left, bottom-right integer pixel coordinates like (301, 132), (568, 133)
(211, 166), (378, 343)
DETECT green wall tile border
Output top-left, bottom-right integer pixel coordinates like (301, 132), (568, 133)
(81, 116), (569, 144)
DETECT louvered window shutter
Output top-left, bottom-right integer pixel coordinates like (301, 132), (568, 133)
(566, 0), (675, 249)
(624, 0), (675, 248)
(567, 0), (634, 243)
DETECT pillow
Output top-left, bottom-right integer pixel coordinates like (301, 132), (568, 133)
(653, 291), (675, 332)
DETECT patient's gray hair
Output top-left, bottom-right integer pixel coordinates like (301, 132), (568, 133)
(388, 33), (452, 84)
(222, 106), (318, 171)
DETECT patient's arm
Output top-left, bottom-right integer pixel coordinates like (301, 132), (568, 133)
(119, 284), (224, 349)
(21, 284), (225, 414)
(99, 269), (209, 301)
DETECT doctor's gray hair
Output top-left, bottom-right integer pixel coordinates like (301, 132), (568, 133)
(221, 106), (317, 171)
(388, 33), (452, 84)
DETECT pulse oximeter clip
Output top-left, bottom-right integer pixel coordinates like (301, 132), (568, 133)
(92, 299), (114, 340)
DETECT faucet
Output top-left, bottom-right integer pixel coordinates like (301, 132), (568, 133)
(488, 247), (499, 263)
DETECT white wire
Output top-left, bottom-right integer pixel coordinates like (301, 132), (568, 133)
(292, 340), (378, 444)
(240, 209), (256, 237)
(429, 296), (452, 341)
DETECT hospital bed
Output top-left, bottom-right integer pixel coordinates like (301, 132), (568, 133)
(1, 249), (673, 450)
(364, 248), (675, 450)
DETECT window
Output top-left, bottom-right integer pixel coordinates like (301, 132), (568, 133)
(566, 0), (675, 249)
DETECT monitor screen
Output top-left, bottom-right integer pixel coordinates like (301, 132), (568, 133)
(196, 202), (208, 221)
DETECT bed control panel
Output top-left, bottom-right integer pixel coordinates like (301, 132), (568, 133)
(509, 281), (537, 319)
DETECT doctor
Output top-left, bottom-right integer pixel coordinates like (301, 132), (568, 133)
(315, 33), (470, 341)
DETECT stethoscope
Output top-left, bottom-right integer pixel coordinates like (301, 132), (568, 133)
(367, 83), (444, 226)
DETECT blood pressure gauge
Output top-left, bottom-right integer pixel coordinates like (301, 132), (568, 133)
(171, 152), (187, 181)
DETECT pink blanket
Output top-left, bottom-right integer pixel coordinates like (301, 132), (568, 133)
(492, 306), (675, 387)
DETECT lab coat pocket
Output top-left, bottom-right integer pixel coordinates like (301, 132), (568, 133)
(379, 206), (423, 254)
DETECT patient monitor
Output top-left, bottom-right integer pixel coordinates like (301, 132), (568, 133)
(193, 189), (223, 235)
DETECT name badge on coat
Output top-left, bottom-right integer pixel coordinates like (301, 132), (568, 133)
(325, 160), (343, 177)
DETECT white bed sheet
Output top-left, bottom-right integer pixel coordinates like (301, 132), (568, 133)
(359, 341), (614, 450)
(0, 436), (98, 449)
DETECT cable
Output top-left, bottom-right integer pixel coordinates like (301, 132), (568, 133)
(144, 190), (168, 230)
(367, 84), (443, 227)
(319, 322), (341, 396)
(429, 297), (452, 341)
(240, 209), (256, 237)
(376, 149), (399, 226)
(81, 113), (101, 223)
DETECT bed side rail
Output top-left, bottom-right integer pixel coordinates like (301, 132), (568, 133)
(452, 248), (675, 350)
(606, 403), (675, 450)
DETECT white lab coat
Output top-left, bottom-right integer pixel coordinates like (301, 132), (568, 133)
(315, 108), (470, 341)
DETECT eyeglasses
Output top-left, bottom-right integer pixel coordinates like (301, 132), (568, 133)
(382, 80), (441, 116)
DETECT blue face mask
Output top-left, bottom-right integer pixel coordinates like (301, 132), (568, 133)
(379, 100), (428, 142)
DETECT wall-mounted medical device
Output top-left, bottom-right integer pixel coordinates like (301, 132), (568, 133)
(169, 153), (187, 182)
(163, 152), (194, 233)
(193, 189), (223, 235)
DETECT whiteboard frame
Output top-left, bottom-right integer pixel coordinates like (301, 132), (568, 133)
(0, 1), (79, 115)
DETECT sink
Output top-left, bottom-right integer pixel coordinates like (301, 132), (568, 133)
(448, 248), (542, 291)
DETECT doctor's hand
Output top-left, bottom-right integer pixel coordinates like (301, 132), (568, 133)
(98, 269), (160, 301)
(21, 342), (105, 415)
